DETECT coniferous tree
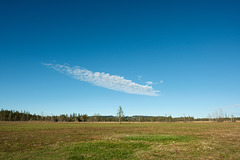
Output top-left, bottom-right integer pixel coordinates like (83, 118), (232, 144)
(117, 106), (124, 124)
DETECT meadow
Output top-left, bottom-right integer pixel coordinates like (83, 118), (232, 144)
(0, 121), (240, 159)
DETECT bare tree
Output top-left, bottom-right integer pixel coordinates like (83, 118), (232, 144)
(207, 114), (212, 122)
(231, 114), (236, 122)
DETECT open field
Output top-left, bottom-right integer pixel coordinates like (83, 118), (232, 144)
(1, 122), (240, 159)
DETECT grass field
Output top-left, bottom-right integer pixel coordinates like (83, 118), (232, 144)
(1, 121), (240, 159)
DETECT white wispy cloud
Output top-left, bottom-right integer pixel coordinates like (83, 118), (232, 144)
(146, 81), (153, 85)
(145, 80), (163, 85)
(43, 63), (159, 96)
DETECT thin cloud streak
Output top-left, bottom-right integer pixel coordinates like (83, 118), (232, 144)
(146, 81), (153, 85)
(145, 80), (163, 85)
(43, 63), (159, 96)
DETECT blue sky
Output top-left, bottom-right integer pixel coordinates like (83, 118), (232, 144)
(0, 0), (240, 118)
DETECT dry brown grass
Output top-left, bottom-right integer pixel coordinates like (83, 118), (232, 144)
(0, 121), (240, 159)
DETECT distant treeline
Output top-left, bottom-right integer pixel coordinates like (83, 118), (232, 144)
(0, 109), (238, 122)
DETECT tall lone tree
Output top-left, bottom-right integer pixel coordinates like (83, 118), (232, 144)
(117, 106), (124, 124)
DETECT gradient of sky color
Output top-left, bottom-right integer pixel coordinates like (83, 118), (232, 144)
(0, 0), (240, 118)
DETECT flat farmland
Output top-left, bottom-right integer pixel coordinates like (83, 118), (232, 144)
(1, 122), (240, 159)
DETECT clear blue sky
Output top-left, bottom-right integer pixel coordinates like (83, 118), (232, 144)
(0, 0), (240, 118)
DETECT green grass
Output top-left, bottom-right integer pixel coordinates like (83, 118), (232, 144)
(69, 141), (150, 160)
(1, 122), (240, 159)
(123, 135), (195, 144)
